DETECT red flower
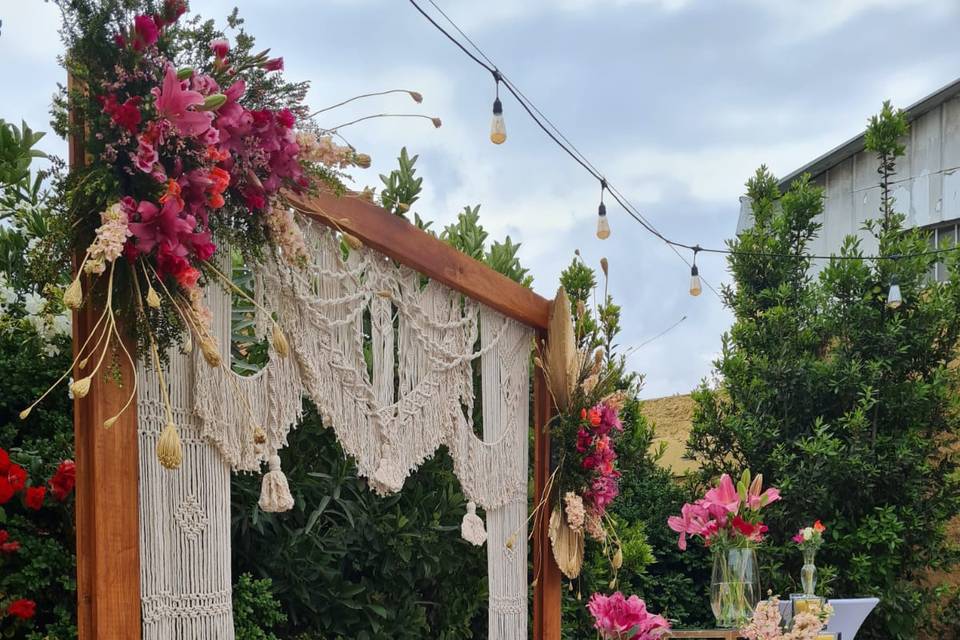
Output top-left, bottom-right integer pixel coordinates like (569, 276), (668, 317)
(276, 108), (295, 129)
(114, 32), (127, 48)
(50, 460), (76, 502)
(7, 464), (27, 492)
(99, 95), (142, 134)
(0, 528), (20, 554)
(132, 14), (160, 51)
(580, 408), (588, 420)
(576, 428), (594, 453)
(0, 448), (9, 473)
(175, 266), (201, 289)
(7, 599), (36, 620)
(0, 478), (13, 505)
(24, 486), (46, 510)
(0, 529), (19, 554)
(243, 189), (266, 211)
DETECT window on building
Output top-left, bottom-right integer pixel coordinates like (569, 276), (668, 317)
(926, 221), (957, 282)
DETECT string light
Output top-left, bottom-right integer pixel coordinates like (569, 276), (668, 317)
(490, 70), (507, 144)
(596, 180), (610, 240)
(408, 0), (960, 300)
(689, 246), (702, 297)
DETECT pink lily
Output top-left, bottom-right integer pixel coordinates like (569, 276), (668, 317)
(746, 473), (781, 510)
(704, 473), (741, 514)
(154, 65), (212, 137)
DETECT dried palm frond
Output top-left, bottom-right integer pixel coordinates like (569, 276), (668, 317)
(549, 505), (584, 579)
(541, 287), (578, 411)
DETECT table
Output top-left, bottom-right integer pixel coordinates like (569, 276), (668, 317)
(664, 631), (741, 639)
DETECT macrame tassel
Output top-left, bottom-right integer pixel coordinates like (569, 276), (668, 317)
(371, 456), (405, 495)
(259, 455), (294, 512)
(461, 501), (487, 546)
(156, 421), (183, 470)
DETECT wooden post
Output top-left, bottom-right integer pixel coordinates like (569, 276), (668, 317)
(69, 77), (142, 639)
(533, 358), (562, 639)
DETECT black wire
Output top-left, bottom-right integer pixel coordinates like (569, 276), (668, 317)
(408, 0), (956, 268)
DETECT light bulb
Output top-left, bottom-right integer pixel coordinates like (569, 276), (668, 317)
(887, 281), (902, 309)
(689, 264), (702, 297)
(596, 203), (610, 239)
(490, 97), (506, 144)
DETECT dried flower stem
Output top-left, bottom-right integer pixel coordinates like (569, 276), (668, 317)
(321, 113), (441, 133)
(309, 89), (423, 118)
(19, 264), (114, 418)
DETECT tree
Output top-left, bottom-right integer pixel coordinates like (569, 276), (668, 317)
(688, 102), (960, 639)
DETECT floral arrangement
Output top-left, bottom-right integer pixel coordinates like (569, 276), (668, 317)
(0, 447), (76, 630)
(740, 597), (832, 640)
(793, 521), (826, 551)
(535, 285), (628, 580)
(21, 0), (436, 473)
(587, 591), (670, 640)
(667, 470), (780, 551)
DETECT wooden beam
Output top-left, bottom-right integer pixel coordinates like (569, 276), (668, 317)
(69, 75), (142, 640)
(284, 190), (551, 331)
(533, 360), (562, 639)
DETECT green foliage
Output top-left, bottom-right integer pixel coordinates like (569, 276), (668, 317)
(233, 574), (287, 640)
(0, 317), (76, 639)
(231, 407), (487, 640)
(379, 148), (422, 218)
(688, 104), (960, 639)
(0, 120), (46, 200)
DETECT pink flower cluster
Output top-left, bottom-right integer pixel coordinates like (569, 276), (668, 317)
(94, 7), (306, 290)
(587, 592), (670, 640)
(667, 472), (780, 551)
(578, 403), (623, 515)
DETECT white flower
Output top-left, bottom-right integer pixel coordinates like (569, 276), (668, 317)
(68, 376), (74, 400)
(0, 272), (16, 306)
(802, 527), (814, 541)
(22, 292), (45, 316)
(52, 312), (71, 337)
(43, 343), (60, 357)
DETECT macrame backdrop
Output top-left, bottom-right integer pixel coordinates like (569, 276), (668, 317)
(137, 215), (532, 639)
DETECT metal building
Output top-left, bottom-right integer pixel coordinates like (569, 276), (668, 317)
(737, 78), (960, 278)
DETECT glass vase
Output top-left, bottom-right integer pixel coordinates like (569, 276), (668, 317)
(800, 548), (818, 595)
(710, 547), (761, 628)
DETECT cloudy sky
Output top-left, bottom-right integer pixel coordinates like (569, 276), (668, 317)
(2, 0), (959, 397)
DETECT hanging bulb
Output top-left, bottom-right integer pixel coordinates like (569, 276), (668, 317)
(596, 202), (610, 240)
(689, 264), (702, 297)
(490, 97), (506, 144)
(887, 278), (902, 309)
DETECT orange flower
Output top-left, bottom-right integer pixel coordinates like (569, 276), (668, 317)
(813, 520), (826, 533)
(206, 146), (230, 162)
(208, 191), (225, 209)
(580, 408), (587, 420)
(159, 179), (184, 209)
(210, 166), (231, 192)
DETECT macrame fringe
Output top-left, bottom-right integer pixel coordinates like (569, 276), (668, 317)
(258, 455), (294, 512)
(461, 501), (487, 546)
(156, 422), (183, 470)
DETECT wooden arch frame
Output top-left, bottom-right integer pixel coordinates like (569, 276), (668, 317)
(72, 141), (563, 636)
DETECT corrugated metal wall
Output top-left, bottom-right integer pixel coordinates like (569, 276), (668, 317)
(807, 95), (960, 259)
(737, 94), (960, 262)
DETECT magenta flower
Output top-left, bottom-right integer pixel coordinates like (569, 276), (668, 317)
(154, 65), (212, 137)
(587, 592), (670, 640)
(262, 57), (284, 72)
(747, 484), (781, 510)
(128, 198), (195, 256)
(210, 38), (229, 59)
(132, 14), (160, 51)
(703, 473), (741, 514)
(133, 136), (158, 173)
(667, 502), (712, 550)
